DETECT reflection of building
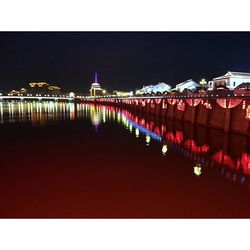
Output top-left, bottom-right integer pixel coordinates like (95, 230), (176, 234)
(208, 71), (250, 90)
(89, 73), (106, 97)
(89, 105), (102, 131)
(175, 79), (200, 92)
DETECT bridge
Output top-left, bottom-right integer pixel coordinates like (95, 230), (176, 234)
(79, 88), (250, 135)
(0, 95), (73, 101)
(1, 87), (249, 134)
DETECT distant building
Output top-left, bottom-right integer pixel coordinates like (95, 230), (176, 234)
(135, 82), (171, 95)
(29, 82), (61, 94)
(10, 89), (21, 95)
(9, 82), (61, 95)
(113, 90), (133, 97)
(208, 71), (250, 90)
(89, 73), (105, 97)
(175, 79), (200, 92)
(48, 85), (61, 95)
(152, 82), (171, 94)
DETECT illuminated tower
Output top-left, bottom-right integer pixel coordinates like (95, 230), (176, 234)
(89, 72), (103, 97)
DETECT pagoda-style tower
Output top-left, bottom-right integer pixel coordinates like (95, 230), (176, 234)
(89, 72), (103, 97)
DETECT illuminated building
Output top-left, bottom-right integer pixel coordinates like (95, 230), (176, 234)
(113, 90), (133, 97)
(10, 89), (21, 95)
(175, 79), (200, 92)
(135, 82), (171, 95)
(152, 82), (171, 94)
(29, 82), (61, 94)
(20, 88), (27, 93)
(29, 82), (50, 94)
(89, 72), (106, 97)
(9, 82), (61, 95)
(48, 85), (61, 95)
(208, 71), (250, 90)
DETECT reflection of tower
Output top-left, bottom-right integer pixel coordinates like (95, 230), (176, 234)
(90, 106), (101, 131)
(89, 72), (103, 97)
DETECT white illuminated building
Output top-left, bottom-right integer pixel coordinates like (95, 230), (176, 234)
(208, 71), (250, 90)
(152, 82), (171, 94)
(175, 79), (200, 92)
(113, 90), (133, 97)
(135, 82), (171, 95)
(143, 85), (154, 94)
(135, 85), (153, 95)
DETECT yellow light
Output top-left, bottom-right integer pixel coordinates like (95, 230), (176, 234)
(194, 164), (202, 176)
(126, 120), (129, 128)
(135, 128), (139, 138)
(146, 134), (150, 146)
(129, 123), (133, 133)
(162, 144), (168, 155)
(200, 79), (207, 85)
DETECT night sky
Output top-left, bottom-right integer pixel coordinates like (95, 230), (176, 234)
(1, 32), (250, 94)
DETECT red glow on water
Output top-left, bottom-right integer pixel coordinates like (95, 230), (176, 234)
(175, 131), (184, 144)
(165, 131), (183, 144)
(183, 140), (209, 154)
(139, 118), (145, 126)
(161, 124), (166, 135)
(153, 126), (161, 136)
(237, 153), (250, 175)
(212, 151), (236, 169)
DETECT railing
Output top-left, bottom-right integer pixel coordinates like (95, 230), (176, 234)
(0, 95), (73, 101)
(79, 89), (250, 101)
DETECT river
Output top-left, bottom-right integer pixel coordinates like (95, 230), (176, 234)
(0, 101), (249, 218)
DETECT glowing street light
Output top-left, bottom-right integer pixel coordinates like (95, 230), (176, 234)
(200, 79), (207, 91)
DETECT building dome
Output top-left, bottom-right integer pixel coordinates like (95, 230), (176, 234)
(89, 72), (105, 96)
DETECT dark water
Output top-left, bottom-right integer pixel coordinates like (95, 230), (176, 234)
(0, 101), (249, 218)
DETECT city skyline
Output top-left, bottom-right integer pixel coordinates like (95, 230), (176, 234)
(1, 32), (250, 93)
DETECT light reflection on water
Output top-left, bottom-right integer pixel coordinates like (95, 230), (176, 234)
(80, 104), (250, 189)
(0, 101), (249, 189)
(0, 101), (76, 126)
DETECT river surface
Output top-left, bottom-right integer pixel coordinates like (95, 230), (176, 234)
(0, 101), (249, 218)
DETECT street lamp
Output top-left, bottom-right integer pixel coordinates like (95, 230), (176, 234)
(200, 79), (207, 91)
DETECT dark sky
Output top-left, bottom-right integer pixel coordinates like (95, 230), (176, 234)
(1, 32), (250, 94)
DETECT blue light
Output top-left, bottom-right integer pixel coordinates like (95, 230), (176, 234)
(125, 117), (162, 142)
